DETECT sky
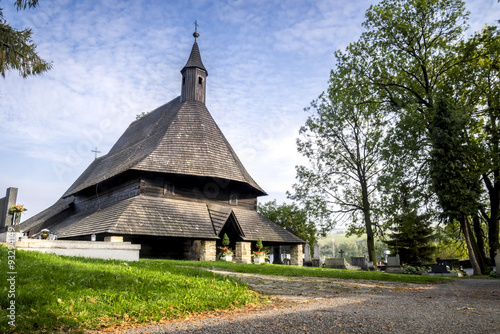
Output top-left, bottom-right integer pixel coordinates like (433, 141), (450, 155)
(1, 0), (498, 221)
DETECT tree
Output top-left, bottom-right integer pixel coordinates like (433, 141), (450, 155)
(384, 210), (436, 265)
(459, 26), (500, 263)
(257, 200), (320, 254)
(355, 0), (498, 272)
(290, 48), (386, 266)
(1, 0), (52, 78)
(429, 96), (486, 274)
(379, 178), (437, 265)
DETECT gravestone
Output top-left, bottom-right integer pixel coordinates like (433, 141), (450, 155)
(339, 249), (345, 258)
(386, 254), (403, 274)
(351, 256), (368, 270)
(436, 258), (460, 270)
(431, 264), (450, 273)
(325, 257), (347, 269)
(273, 246), (283, 264)
(303, 243), (312, 267)
(312, 242), (321, 267)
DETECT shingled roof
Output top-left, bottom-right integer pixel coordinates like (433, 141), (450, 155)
(182, 40), (207, 75)
(41, 195), (303, 244)
(63, 97), (265, 197)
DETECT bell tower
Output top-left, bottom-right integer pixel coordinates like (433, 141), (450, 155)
(180, 26), (207, 104)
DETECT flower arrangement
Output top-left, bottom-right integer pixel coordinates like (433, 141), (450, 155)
(252, 237), (267, 263)
(219, 233), (233, 259)
(10, 204), (27, 215)
(252, 250), (266, 258)
(219, 246), (234, 257)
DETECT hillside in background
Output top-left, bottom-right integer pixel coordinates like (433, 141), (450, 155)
(317, 229), (386, 263)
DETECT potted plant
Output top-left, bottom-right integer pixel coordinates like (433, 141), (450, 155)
(219, 233), (233, 261)
(252, 237), (266, 264)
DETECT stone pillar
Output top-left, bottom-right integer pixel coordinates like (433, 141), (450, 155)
(235, 241), (251, 264)
(1, 187), (18, 228)
(199, 240), (216, 261)
(290, 244), (303, 267)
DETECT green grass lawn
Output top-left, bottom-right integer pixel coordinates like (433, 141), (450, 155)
(0, 246), (455, 333)
(0, 246), (266, 333)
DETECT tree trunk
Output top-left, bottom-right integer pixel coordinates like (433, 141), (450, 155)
(483, 173), (500, 263)
(361, 180), (377, 267)
(473, 215), (490, 273)
(488, 187), (500, 262)
(459, 216), (481, 275)
(470, 216), (489, 274)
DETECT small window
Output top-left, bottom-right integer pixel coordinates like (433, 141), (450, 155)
(182, 77), (186, 85)
(198, 77), (203, 85)
(164, 183), (175, 195)
(229, 193), (238, 205)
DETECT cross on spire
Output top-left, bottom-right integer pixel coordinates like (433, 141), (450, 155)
(193, 20), (199, 40)
(91, 147), (101, 159)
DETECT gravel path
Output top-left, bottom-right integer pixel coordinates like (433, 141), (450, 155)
(120, 270), (500, 334)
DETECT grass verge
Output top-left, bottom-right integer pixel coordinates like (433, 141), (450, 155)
(171, 260), (456, 284)
(0, 246), (267, 333)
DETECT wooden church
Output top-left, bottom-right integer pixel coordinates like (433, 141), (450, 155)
(21, 31), (304, 263)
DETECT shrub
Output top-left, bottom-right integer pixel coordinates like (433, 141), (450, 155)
(403, 266), (428, 275)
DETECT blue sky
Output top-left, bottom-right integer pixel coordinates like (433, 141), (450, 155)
(1, 0), (498, 220)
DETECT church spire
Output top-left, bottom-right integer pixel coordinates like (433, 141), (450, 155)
(180, 23), (207, 104)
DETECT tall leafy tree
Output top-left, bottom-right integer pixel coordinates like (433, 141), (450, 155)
(458, 26), (500, 262)
(0, 0), (52, 77)
(290, 48), (386, 265)
(354, 0), (497, 270)
(429, 96), (485, 274)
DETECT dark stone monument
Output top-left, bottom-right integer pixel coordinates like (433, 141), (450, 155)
(273, 246), (283, 264)
(351, 256), (368, 270)
(431, 264), (450, 274)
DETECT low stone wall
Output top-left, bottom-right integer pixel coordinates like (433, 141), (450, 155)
(14, 239), (141, 261)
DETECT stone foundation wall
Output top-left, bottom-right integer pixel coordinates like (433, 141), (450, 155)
(290, 244), (303, 266)
(235, 241), (251, 264)
(199, 240), (216, 261)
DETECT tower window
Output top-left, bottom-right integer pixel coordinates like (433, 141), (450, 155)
(198, 77), (203, 85)
(183, 77), (185, 85)
(229, 193), (238, 205)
